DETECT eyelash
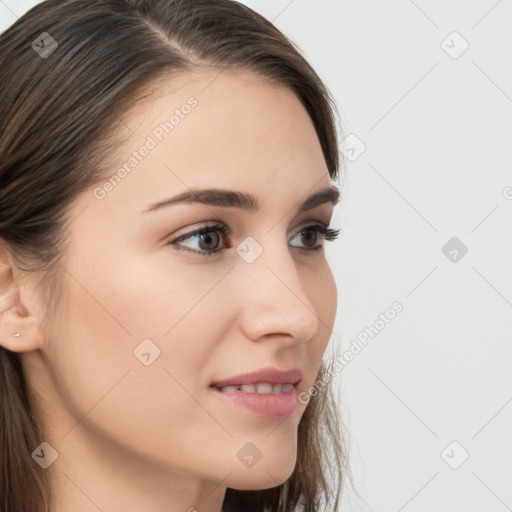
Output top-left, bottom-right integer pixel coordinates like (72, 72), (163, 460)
(168, 222), (341, 257)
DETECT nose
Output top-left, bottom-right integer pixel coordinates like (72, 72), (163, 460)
(235, 239), (319, 345)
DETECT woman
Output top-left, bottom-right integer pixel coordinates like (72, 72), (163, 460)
(0, 0), (350, 510)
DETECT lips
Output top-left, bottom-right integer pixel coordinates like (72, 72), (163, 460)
(210, 366), (302, 389)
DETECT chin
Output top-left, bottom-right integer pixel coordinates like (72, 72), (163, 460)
(226, 455), (297, 491)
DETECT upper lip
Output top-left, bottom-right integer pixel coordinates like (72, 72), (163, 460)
(211, 367), (303, 388)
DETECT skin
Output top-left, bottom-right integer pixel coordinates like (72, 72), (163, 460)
(0, 68), (338, 512)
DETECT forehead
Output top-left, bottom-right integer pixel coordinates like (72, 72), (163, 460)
(88, 68), (331, 218)
(118, 67), (323, 159)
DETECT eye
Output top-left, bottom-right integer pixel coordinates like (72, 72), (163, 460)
(169, 222), (230, 256)
(289, 225), (341, 252)
(167, 222), (341, 257)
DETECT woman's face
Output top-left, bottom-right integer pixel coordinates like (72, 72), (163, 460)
(26, 68), (339, 505)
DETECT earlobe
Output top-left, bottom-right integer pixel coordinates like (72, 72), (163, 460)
(0, 248), (44, 353)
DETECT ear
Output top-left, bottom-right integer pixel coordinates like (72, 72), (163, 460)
(0, 242), (44, 353)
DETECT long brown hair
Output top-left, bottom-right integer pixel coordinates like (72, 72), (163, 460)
(0, 1), (350, 510)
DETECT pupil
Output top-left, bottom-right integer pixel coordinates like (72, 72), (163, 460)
(199, 231), (219, 250)
(302, 230), (317, 247)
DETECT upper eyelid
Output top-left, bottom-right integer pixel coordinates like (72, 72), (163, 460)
(171, 220), (329, 241)
(168, 223), (334, 257)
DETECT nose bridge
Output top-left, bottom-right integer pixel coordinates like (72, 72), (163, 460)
(235, 236), (319, 343)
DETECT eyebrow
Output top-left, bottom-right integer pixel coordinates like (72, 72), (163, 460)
(143, 185), (340, 214)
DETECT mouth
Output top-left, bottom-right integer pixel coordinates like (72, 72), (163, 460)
(209, 385), (298, 418)
(210, 366), (302, 390)
(209, 367), (302, 418)
(210, 382), (297, 394)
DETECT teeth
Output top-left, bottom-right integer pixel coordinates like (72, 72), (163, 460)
(222, 386), (240, 392)
(218, 382), (294, 394)
(255, 383), (274, 394)
(272, 384), (283, 394)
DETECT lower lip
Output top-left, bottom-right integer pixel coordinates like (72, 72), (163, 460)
(210, 386), (297, 418)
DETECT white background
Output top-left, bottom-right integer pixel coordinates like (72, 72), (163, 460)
(1, 1), (511, 511)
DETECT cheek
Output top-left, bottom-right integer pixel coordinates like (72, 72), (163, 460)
(56, 251), (227, 383)
(321, 270), (338, 331)
(300, 262), (338, 373)
(304, 260), (338, 334)
(46, 254), (231, 466)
